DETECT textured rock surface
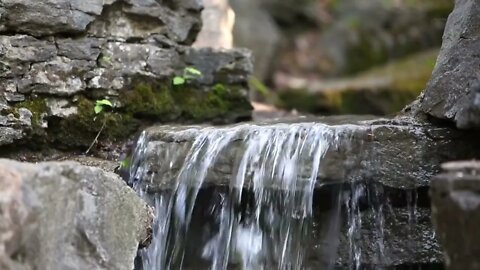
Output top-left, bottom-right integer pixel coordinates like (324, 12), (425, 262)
(0, 0), (253, 149)
(0, 159), (152, 270)
(335, 207), (441, 267)
(0, 0), (202, 42)
(133, 116), (480, 191)
(430, 161), (480, 270)
(414, 0), (480, 129)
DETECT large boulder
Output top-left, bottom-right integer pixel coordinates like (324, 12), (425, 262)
(0, 159), (152, 270)
(0, 0), (253, 150)
(413, 0), (480, 129)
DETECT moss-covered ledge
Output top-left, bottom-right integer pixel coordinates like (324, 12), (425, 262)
(9, 80), (252, 150)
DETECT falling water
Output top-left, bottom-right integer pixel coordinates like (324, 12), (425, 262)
(129, 122), (429, 269)
(130, 123), (342, 269)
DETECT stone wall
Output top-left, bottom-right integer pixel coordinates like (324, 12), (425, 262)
(0, 0), (253, 150)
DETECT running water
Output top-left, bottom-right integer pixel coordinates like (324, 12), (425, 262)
(128, 123), (403, 269)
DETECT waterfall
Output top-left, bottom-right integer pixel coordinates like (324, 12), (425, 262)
(129, 122), (415, 269)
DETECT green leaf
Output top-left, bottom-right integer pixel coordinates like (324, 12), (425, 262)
(173, 76), (186, 85)
(96, 99), (113, 107)
(184, 67), (202, 76)
(94, 104), (103, 114)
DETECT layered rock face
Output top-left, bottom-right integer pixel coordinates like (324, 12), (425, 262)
(0, 159), (152, 270)
(413, 0), (480, 129)
(0, 0), (253, 149)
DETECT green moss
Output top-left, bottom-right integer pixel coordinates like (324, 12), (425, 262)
(120, 82), (252, 124)
(15, 99), (47, 127)
(10, 80), (251, 149)
(122, 84), (178, 120)
(173, 83), (252, 122)
(48, 98), (140, 148)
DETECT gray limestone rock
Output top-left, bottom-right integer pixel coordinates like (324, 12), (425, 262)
(184, 47), (254, 85)
(415, 0), (480, 129)
(0, 159), (153, 270)
(0, 0), (202, 44)
(56, 38), (103, 61)
(0, 0), (253, 148)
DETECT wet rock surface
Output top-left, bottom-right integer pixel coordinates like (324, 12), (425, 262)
(134, 116), (480, 191)
(414, 0), (480, 129)
(142, 184), (441, 268)
(335, 207), (441, 267)
(431, 161), (480, 270)
(0, 0), (253, 149)
(0, 159), (152, 270)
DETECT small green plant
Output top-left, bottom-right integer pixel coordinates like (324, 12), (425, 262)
(173, 67), (203, 86)
(86, 99), (113, 154)
(94, 99), (113, 114)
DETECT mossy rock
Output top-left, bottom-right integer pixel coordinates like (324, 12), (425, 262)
(15, 99), (47, 128)
(10, 79), (252, 150)
(47, 98), (140, 148)
(121, 82), (252, 124)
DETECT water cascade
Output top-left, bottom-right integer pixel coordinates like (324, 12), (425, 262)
(130, 121), (443, 269)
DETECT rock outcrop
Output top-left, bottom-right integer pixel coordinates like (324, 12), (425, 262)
(0, 159), (152, 270)
(132, 116), (480, 191)
(413, 0), (480, 129)
(0, 0), (253, 149)
(430, 161), (480, 270)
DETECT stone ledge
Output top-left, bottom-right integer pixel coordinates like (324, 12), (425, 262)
(133, 117), (480, 191)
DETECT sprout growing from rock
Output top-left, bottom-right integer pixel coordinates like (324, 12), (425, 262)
(173, 67), (203, 86)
